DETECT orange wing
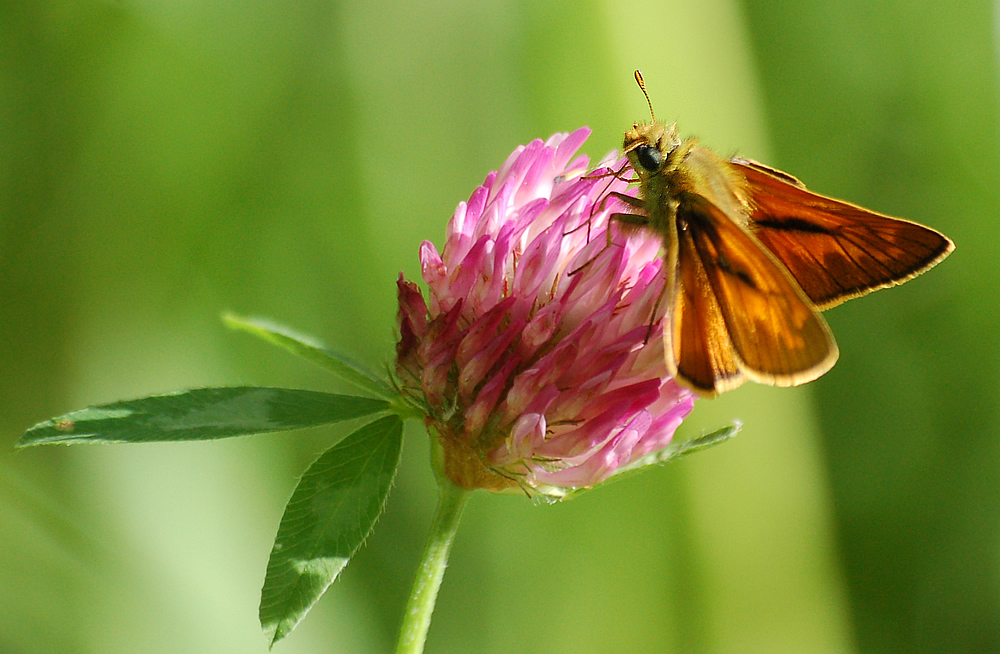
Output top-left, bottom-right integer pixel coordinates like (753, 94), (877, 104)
(666, 217), (745, 395)
(666, 191), (838, 395)
(733, 158), (954, 310)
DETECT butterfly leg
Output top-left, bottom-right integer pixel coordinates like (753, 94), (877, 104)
(581, 159), (633, 183)
(569, 190), (645, 276)
(569, 162), (637, 242)
(641, 271), (670, 345)
(605, 199), (663, 343)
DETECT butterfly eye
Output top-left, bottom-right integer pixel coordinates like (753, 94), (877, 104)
(635, 144), (663, 172)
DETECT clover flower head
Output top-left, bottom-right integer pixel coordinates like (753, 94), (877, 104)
(395, 128), (695, 496)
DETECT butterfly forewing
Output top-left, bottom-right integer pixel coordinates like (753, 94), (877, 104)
(676, 192), (838, 391)
(735, 159), (955, 310)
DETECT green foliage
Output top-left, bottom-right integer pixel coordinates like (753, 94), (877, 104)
(224, 314), (395, 400)
(260, 415), (403, 647)
(15, 325), (404, 646)
(17, 388), (389, 446)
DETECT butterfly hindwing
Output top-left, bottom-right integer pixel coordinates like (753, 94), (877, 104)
(673, 191), (838, 391)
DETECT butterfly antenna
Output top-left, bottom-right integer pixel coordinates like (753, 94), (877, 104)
(634, 70), (655, 122)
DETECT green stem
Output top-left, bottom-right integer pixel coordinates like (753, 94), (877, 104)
(395, 478), (470, 654)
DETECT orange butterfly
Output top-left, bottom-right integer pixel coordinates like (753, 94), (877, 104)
(608, 71), (954, 396)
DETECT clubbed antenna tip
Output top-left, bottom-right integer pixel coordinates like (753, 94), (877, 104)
(634, 70), (655, 122)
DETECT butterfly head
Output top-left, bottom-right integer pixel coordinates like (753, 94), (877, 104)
(623, 121), (682, 181)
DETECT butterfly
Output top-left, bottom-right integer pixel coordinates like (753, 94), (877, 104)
(605, 71), (954, 396)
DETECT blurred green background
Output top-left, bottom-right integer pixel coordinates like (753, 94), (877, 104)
(2, 0), (993, 652)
